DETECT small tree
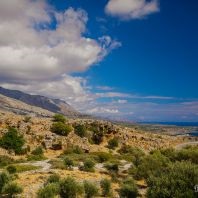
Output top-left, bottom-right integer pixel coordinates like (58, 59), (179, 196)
(2, 182), (23, 197)
(74, 124), (87, 138)
(147, 161), (198, 198)
(84, 181), (98, 198)
(0, 127), (25, 154)
(59, 177), (83, 198)
(47, 174), (60, 184)
(119, 178), (138, 198)
(37, 183), (59, 198)
(81, 159), (95, 172)
(100, 178), (112, 196)
(0, 172), (10, 193)
(31, 146), (43, 155)
(51, 122), (73, 136)
(107, 138), (119, 150)
(6, 165), (17, 174)
(53, 114), (66, 123)
(64, 157), (74, 170)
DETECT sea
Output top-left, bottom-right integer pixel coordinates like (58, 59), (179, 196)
(139, 122), (198, 137)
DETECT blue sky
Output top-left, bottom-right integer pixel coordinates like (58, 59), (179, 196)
(0, 0), (197, 121)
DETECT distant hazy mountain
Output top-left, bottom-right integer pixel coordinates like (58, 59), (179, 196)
(0, 87), (80, 117)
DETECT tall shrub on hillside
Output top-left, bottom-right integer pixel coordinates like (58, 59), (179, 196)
(147, 161), (198, 198)
(0, 127), (25, 154)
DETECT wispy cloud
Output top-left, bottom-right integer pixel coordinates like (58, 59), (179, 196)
(96, 86), (114, 91)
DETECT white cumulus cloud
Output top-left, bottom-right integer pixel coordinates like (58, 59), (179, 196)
(105, 0), (159, 20)
(0, 0), (120, 107)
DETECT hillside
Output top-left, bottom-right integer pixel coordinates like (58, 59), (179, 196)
(0, 87), (80, 117)
(0, 110), (197, 197)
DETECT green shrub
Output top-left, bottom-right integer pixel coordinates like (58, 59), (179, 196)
(63, 146), (84, 155)
(92, 130), (104, 145)
(119, 146), (145, 166)
(176, 146), (198, 164)
(31, 146), (44, 155)
(59, 177), (83, 198)
(94, 152), (112, 163)
(136, 151), (169, 179)
(108, 138), (119, 149)
(119, 178), (138, 198)
(147, 161), (198, 198)
(158, 148), (177, 162)
(0, 127), (25, 154)
(47, 174), (60, 184)
(51, 122), (72, 136)
(64, 157), (74, 169)
(37, 183), (59, 198)
(53, 114), (66, 123)
(81, 159), (95, 172)
(73, 146), (84, 154)
(27, 154), (46, 161)
(6, 165), (17, 174)
(0, 155), (14, 167)
(105, 163), (119, 173)
(0, 172), (10, 193)
(84, 181), (98, 198)
(100, 178), (112, 196)
(2, 182), (23, 197)
(74, 124), (87, 138)
(159, 146), (198, 164)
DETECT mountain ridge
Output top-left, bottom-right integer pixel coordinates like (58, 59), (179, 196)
(0, 86), (80, 117)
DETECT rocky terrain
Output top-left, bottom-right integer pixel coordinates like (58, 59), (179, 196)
(0, 108), (192, 198)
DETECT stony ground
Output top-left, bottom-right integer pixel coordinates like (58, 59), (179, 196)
(0, 110), (192, 197)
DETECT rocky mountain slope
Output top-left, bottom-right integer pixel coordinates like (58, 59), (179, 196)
(0, 94), (54, 117)
(0, 87), (80, 117)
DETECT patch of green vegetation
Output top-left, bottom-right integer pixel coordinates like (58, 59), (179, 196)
(0, 155), (14, 168)
(46, 174), (60, 184)
(27, 146), (46, 161)
(107, 138), (119, 150)
(52, 114), (66, 123)
(100, 178), (112, 197)
(2, 182), (23, 197)
(51, 122), (73, 136)
(93, 152), (113, 163)
(27, 154), (46, 161)
(6, 165), (17, 174)
(74, 124), (88, 138)
(80, 159), (95, 172)
(0, 127), (25, 154)
(0, 172), (22, 197)
(64, 157), (74, 170)
(31, 146), (44, 155)
(134, 151), (169, 179)
(15, 164), (39, 172)
(147, 161), (198, 198)
(37, 183), (60, 198)
(59, 177), (84, 198)
(119, 178), (138, 198)
(84, 180), (99, 198)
